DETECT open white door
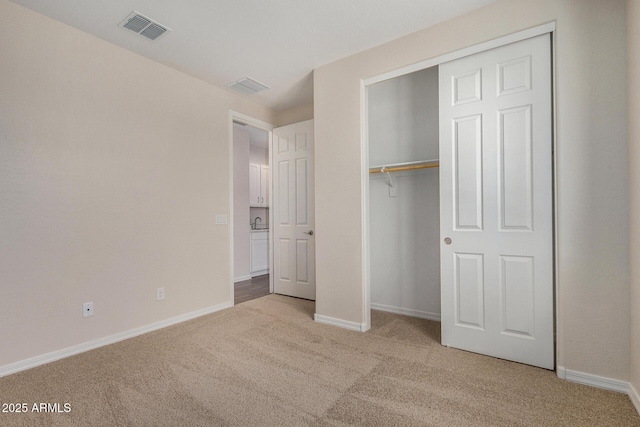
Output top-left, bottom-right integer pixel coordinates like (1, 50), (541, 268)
(272, 120), (315, 300)
(439, 34), (554, 369)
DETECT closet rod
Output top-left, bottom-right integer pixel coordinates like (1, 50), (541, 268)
(369, 162), (439, 174)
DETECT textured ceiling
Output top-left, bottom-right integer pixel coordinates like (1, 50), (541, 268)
(11, 0), (496, 111)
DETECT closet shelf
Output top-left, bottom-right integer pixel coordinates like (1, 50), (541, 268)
(369, 159), (439, 174)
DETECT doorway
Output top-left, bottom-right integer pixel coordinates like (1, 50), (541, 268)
(367, 66), (441, 322)
(230, 114), (316, 304)
(230, 112), (274, 305)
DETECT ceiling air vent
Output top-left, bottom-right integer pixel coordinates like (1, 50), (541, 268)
(119, 11), (171, 41)
(226, 77), (270, 95)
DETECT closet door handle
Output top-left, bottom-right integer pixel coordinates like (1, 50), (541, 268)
(444, 237), (452, 245)
(304, 230), (314, 236)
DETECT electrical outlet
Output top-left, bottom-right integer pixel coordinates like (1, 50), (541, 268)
(156, 287), (165, 301)
(83, 302), (94, 318)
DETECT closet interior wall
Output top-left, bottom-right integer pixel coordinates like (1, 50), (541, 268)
(368, 66), (441, 320)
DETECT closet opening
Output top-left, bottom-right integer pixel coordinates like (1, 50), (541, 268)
(362, 25), (556, 369)
(366, 66), (441, 324)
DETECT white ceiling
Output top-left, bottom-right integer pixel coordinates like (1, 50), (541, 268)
(11, 0), (496, 111)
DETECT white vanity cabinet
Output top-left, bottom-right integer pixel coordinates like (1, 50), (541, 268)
(250, 231), (269, 276)
(249, 163), (269, 207)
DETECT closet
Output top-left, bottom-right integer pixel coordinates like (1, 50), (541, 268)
(366, 32), (555, 370)
(368, 66), (441, 321)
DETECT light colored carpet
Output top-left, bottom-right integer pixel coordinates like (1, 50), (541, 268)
(0, 294), (638, 426)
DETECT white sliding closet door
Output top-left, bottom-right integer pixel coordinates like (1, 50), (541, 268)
(439, 34), (553, 369)
(272, 120), (316, 300)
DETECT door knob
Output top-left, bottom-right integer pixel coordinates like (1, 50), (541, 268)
(304, 230), (314, 236)
(444, 237), (452, 245)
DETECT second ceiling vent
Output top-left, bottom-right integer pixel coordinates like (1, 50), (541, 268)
(226, 77), (270, 95)
(119, 11), (171, 41)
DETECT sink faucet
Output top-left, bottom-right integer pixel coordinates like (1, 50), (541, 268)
(252, 217), (262, 229)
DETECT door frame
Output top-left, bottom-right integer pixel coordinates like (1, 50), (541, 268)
(229, 111), (275, 304)
(360, 21), (558, 357)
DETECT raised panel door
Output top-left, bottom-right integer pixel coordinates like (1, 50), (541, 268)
(272, 120), (315, 300)
(440, 34), (553, 369)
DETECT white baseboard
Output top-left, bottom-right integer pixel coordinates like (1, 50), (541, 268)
(0, 300), (233, 378)
(371, 303), (441, 322)
(234, 275), (252, 283)
(251, 270), (269, 277)
(556, 366), (629, 394)
(630, 382), (640, 415)
(314, 314), (367, 332)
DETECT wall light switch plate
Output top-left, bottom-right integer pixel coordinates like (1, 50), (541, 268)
(156, 287), (165, 301)
(215, 215), (228, 225)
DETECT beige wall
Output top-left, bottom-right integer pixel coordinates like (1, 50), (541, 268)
(314, 0), (630, 381)
(0, 0), (276, 367)
(275, 103), (314, 127)
(628, 0), (640, 403)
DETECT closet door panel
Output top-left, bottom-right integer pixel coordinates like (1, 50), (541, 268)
(453, 114), (483, 230)
(452, 69), (482, 105)
(497, 55), (532, 97)
(440, 33), (553, 369)
(454, 253), (485, 329)
(500, 255), (535, 337)
(499, 105), (533, 231)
